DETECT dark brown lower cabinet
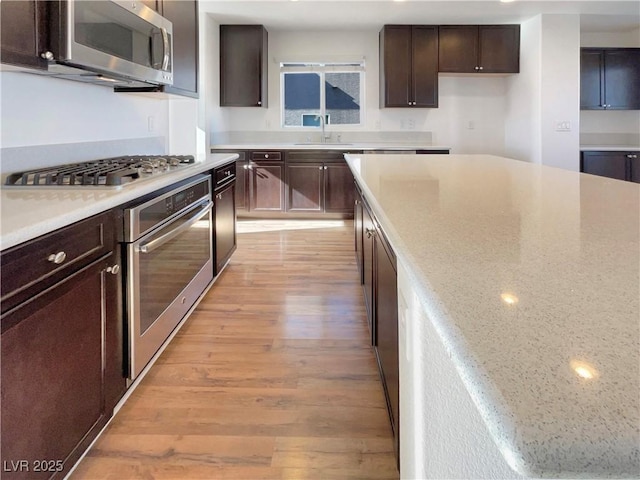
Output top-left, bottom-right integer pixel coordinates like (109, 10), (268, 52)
(286, 160), (355, 214)
(355, 188), (399, 468)
(374, 224), (399, 467)
(214, 181), (237, 274)
(249, 162), (285, 212)
(0, 211), (125, 480)
(581, 151), (640, 183)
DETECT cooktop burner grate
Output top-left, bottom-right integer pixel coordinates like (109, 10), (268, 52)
(4, 155), (195, 187)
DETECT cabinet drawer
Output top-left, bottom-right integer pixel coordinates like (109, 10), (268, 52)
(285, 150), (346, 162)
(214, 161), (237, 189)
(1, 211), (115, 313)
(251, 151), (282, 161)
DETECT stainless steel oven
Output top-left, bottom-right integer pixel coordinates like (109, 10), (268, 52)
(124, 175), (213, 380)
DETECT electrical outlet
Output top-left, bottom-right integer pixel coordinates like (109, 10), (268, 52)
(408, 119), (415, 130)
(554, 120), (571, 132)
(147, 116), (155, 133)
(467, 120), (475, 130)
(375, 120), (381, 130)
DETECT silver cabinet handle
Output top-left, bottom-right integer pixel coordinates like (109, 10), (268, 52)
(48, 251), (66, 264)
(248, 165), (253, 170)
(106, 264), (120, 275)
(265, 154), (269, 159)
(628, 154), (638, 159)
(243, 165), (248, 170)
(478, 66), (484, 71)
(474, 66), (479, 70)
(257, 101), (262, 106)
(40, 51), (54, 60)
(138, 201), (212, 254)
(319, 166), (323, 170)
(365, 228), (375, 238)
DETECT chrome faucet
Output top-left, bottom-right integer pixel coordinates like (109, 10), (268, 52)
(316, 114), (327, 143)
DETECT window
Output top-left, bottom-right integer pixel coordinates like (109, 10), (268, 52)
(281, 62), (364, 127)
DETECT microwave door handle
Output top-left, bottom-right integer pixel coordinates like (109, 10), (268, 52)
(161, 27), (169, 71)
(138, 201), (212, 254)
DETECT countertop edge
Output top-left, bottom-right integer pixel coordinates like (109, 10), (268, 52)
(210, 144), (451, 151)
(580, 145), (640, 152)
(0, 154), (238, 251)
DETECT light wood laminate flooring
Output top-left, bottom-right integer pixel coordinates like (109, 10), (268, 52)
(71, 220), (399, 480)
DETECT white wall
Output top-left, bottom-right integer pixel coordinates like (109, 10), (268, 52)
(504, 16), (542, 164)
(0, 72), (170, 151)
(207, 27), (509, 155)
(539, 15), (581, 171)
(505, 14), (582, 170)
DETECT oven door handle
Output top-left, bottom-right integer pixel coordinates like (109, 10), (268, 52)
(138, 200), (212, 254)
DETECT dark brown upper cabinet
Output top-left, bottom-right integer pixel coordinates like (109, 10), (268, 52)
(0, 0), (48, 70)
(580, 48), (640, 110)
(438, 25), (520, 74)
(380, 25), (439, 108)
(161, 0), (199, 98)
(220, 25), (268, 107)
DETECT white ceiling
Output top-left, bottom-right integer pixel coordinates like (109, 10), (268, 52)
(200, 0), (640, 32)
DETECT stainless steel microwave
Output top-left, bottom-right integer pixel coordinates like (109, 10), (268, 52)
(44, 0), (173, 87)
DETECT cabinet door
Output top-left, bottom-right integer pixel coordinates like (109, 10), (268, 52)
(604, 49), (640, 110)
(478, 25), (519, 73)
(1, 257), (111, 480)
(580, 49), (604, 109)
(581, 152), (627, 181)
(236, 160), (249, 211)
(412, 26), (439, 108)
(0, 1), (48, 70)
(220, 25), (267, 107)
(629, 154), (640, 184)
(324, 163), (356, 214)
(249, 162), (284, 212)
(438, 25), (478, 73)
(374, 228), (399, 463)
(380, 25), (412, 107)
(362, 202), (375, 344)
(215, 182), (237, 273)
(287, 163), (323, 213)
(161, 0), (199, 98)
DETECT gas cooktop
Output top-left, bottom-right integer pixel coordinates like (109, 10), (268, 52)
(4, 155), (196, 188)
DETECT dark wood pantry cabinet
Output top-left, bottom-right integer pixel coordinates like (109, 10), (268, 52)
(379, 25), (439, 108)
(220, 25), (268, 107)
(438, 25), (520, 74)
(580, 48), (640, 110)
(581, 150), (640, 183)
(0, 211), (125, 480)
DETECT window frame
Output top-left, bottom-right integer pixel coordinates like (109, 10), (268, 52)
(280, 62), (365, 129)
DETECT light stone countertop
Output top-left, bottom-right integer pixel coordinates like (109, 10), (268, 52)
(0, 154), (238, 251)
(211, 143), (450, 151)
(580, 145), (640, 152)
(345, 153), (640, 478)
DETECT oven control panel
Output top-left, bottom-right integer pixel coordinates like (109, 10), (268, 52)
(124, 175), (211, 242)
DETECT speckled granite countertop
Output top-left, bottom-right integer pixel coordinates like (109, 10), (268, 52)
(0, 154), (238, 251)
(581, 145), (640, 152)
(345, 153), (640, 478)
(211, 143), (450, 151)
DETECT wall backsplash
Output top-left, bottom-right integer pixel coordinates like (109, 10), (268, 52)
(0, 71), (169, 150)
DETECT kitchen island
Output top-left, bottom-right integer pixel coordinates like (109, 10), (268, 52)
(345, 153), (639, 479)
